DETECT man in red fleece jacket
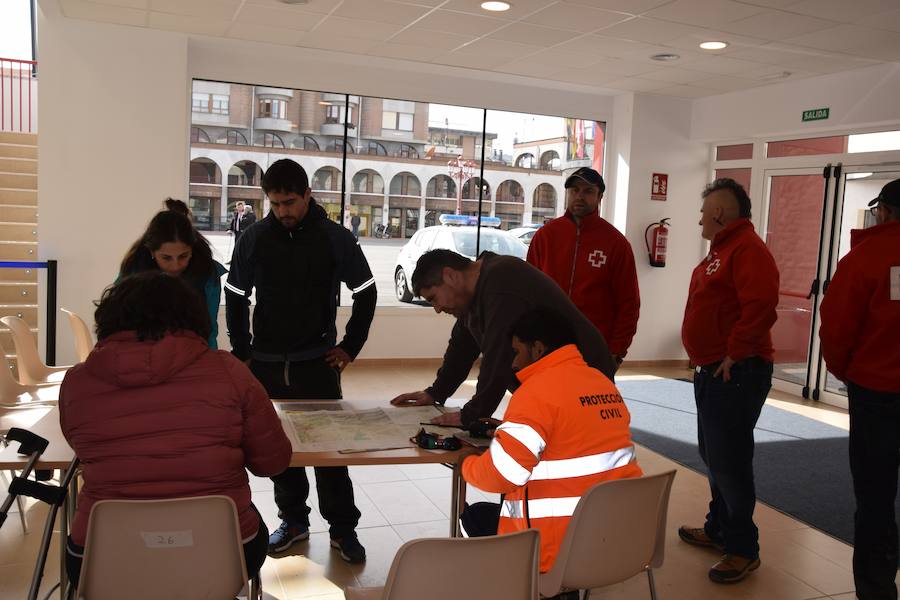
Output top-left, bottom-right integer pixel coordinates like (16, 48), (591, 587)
(679, 178), (779, 584)
(820, 178), (900, 600)
(527, 167), (640, 365)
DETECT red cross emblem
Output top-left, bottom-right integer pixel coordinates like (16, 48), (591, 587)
(588, 250), (607, 268)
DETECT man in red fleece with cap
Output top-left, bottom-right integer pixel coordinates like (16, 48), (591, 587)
(527, 167), (640, 367)
(820, 178), (900, 600)
(679, 178), (779, 584)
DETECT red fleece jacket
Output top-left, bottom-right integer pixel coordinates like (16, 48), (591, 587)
(819, 220), (900, 392)
(527, 211), (640, 357)
(682, 219), (779, 366)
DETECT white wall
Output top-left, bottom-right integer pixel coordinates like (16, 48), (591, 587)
(38, 1), (189, 364)
(621, 94), (709, 361)
(693, 63), (900, 142)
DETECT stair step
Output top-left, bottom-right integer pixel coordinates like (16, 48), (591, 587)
(0, 189), (37, 206)
(0, 143), (37, 160)
(0, 243), (38, 261)
(0, 172), (37, 190)
(0, 157), (37, 174)
(0, 205), (37, 222)
(0, 283), (37, 303)
(0, 223), (38, 241)
(0, 132), (37, 146)
(0, 268), (38, 282)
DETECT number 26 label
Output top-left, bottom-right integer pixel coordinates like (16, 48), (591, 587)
(141, 530), (194, 548)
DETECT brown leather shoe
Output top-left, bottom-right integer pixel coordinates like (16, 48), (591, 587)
(678, 525), (724, 551)
(708, 554), (761, 584)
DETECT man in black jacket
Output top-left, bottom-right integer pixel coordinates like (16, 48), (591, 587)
(225, 159), (376, 563)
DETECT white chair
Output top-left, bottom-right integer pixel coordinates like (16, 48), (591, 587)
(60, 309), (94, 362)
(0, 316), (70, 385)
(76, 495), (262, 600)
(540, 470), (677, 600)
(0, 354), (59, 407)
(345, 529), (540, 600)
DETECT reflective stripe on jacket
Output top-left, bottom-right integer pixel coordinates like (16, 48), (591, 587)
(462, 344), (642, 572)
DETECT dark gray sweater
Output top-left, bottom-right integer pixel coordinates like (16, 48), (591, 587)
(425, 253), (616, 425)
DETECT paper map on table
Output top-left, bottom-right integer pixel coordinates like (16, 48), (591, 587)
(282, 405), (444, 452)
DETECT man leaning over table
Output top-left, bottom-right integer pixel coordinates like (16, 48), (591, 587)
(390, 249), (617, 428)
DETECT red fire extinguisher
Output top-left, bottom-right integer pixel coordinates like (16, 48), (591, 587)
(644, 218), (670, 268)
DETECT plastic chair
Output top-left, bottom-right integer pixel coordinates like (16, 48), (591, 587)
(60, 309), (94, 362)
(0, 316), (70, 385)
(76, 495), (262, 600)
(540, 470), (677, 600)
(0, 353), (59, 407)
(345, 529), (540, 600)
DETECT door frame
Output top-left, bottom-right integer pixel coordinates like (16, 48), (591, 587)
(759, 165), (838, 402)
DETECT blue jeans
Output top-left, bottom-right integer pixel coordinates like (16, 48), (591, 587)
(848, 381), (899, 600)
(694, 356), (772, 560)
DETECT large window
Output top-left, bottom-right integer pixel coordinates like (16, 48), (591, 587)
(189, 79), (605, 306)
(258, 98), (286, 119)
(192, 93), (209, 113)
(382, 111), (414, 131)
(211, 94), (229, 115)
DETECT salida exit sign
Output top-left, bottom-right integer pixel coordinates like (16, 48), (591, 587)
(802, 107), (829, 122)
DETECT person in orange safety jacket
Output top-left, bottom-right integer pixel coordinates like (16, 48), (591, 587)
(462, 306), (642, 574)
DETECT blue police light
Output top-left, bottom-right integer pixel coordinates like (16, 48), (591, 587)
(438, 214), (502, 228)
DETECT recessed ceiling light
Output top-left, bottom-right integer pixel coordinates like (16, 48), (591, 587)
(847, 172), (872, 180)
(481, 1), (511, 11)
(650, 53), (680, 61)
(699, 41), (729, 50)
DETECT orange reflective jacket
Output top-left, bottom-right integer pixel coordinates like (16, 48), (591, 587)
(462, 344), (642, 572)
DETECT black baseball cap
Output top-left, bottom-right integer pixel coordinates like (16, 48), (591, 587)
(564, 167), (606, 193)
(867, 178), (900, 208)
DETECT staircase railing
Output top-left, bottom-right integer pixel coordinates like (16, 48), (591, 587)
(0, 57), (37, 133)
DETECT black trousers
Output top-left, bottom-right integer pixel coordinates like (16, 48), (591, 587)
(848, 381), (900, 600)
(694, 356), (772, 560)
(250, 357), (360, 539)
(65, 505), (269, 588)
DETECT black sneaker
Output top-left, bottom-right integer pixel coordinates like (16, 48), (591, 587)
(330, 533), (366, 563)
(267, 520), (309, 554)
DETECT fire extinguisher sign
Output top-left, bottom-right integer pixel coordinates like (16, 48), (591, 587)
(651, 173), (668, 201)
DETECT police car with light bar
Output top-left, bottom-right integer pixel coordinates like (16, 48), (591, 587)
(393, 214), (528, 302)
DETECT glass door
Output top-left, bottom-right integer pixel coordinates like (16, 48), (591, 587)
(816, 168), (900, 406)
(761, 166), (836, 396)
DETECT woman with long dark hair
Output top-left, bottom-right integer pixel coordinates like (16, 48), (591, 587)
(60, 271), (291, 589)
(120, 206), (226, 347)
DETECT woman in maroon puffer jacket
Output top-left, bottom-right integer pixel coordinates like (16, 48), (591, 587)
(60, 271), (292, 587)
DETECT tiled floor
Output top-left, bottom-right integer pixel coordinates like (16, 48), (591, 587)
(1, 363), (896, 599)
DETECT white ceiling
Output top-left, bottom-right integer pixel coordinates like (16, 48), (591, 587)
(56, 0), (900, 97)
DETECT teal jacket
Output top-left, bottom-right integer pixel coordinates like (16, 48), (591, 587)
(114, 260), (226, 348)
(204, 261), (227, 348)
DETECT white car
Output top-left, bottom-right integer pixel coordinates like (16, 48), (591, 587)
(394, 221), (528, 302)
(507, 225), (542, 245)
